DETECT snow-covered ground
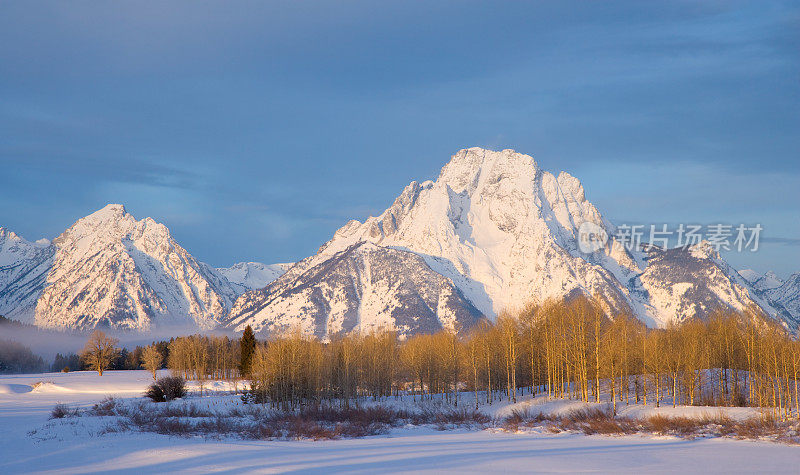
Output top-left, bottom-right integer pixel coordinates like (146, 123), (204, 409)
(0, 370), (797, 474)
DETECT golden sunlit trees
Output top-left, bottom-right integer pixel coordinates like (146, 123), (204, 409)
(141, 344), (163, 380)
(80, 330), (120, 376)
(156, 297), (800, 418)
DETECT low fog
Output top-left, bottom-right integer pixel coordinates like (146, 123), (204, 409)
(0, 320), (239, 370)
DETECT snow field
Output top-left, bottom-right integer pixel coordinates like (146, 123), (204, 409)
(1, 370), (798, 473)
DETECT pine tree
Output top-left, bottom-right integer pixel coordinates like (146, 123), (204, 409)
(240, 325), (256, 377)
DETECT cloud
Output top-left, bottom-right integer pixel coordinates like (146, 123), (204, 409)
(0, 149), (203, 190)
(0, 0), (797, 273)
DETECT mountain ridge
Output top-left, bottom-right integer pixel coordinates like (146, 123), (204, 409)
(2, 148), (797, 335)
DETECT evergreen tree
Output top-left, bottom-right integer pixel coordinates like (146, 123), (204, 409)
(52, 353), (83, 372)
(239, 325), (256, 377)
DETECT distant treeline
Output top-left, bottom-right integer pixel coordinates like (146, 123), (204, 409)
(0, 341), (162, 374)
(50, 342), (171, 373)
(0, 315), (173, 374)
(0, 315), (35, 329)
(0, 339), (46, 373)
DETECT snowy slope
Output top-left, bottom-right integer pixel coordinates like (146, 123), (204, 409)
(0, 228), (54, 322)
(636, 243), (785, 325)
(229, 147), (780, 334)
(2, 371), (799, 473)
(736, 269), (800, 327)
(737, 268), (761, 283)
(225, 241), (484, 337)
(748, 270), (784, 291)
(764, 273), (800, 329)
(217, 262), (292, 294)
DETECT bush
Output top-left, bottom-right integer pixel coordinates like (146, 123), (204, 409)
(241, 381), (268, 404)
(50, 403), (79, 419)
(145, 383), (165, 402)
(145, 376), (187, 402)
(89, 397), (119, 416)
(160, 376), (188, 400)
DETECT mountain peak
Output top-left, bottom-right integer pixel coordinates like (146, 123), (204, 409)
(0, 227), (21, 242)
(84, 203), (129, 222)
(556, 171), (586, 202)
(29, 203), (239, 331)
(437, 148), (539, 195)
(302, 147), (645, 322)
(759, 271), (784, 290)
(738, 269), (760, 282)
(689, 241), (719, 259)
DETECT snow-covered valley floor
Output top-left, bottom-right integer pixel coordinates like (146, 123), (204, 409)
(1, 370), (798, 474)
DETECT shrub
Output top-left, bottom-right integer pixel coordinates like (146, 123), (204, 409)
(642, 414), (708, 436)
(145, 382), (166, 402)
(89, 397), (119, 416)
(145, 376), (187, 402)
(160, 376), (188, 400)
(50, 403), (79, 419)
(241, 381), (269, 404)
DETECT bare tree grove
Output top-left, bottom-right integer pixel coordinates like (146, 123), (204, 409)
(162, 298), (800, 419)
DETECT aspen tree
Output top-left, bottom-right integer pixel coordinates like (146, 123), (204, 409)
(141, 344), (163, 380)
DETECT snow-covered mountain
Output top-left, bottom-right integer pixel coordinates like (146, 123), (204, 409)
(3, 148), (795, 336)
(740, 270), (800, 329)
(0, 228), (55, 322)
(217, 262), (292, 294)
(226, 148), (790, 336)
(767, 273), (800, 330)
(225, 241), (485, 337)
(741, 270), (785, 292)
(737, 269), (760, 284)
(637, 244), (790, 326)
(1, 205), (245, 331)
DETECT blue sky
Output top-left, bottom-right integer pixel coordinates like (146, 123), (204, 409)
(1, 1), (798, 276)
